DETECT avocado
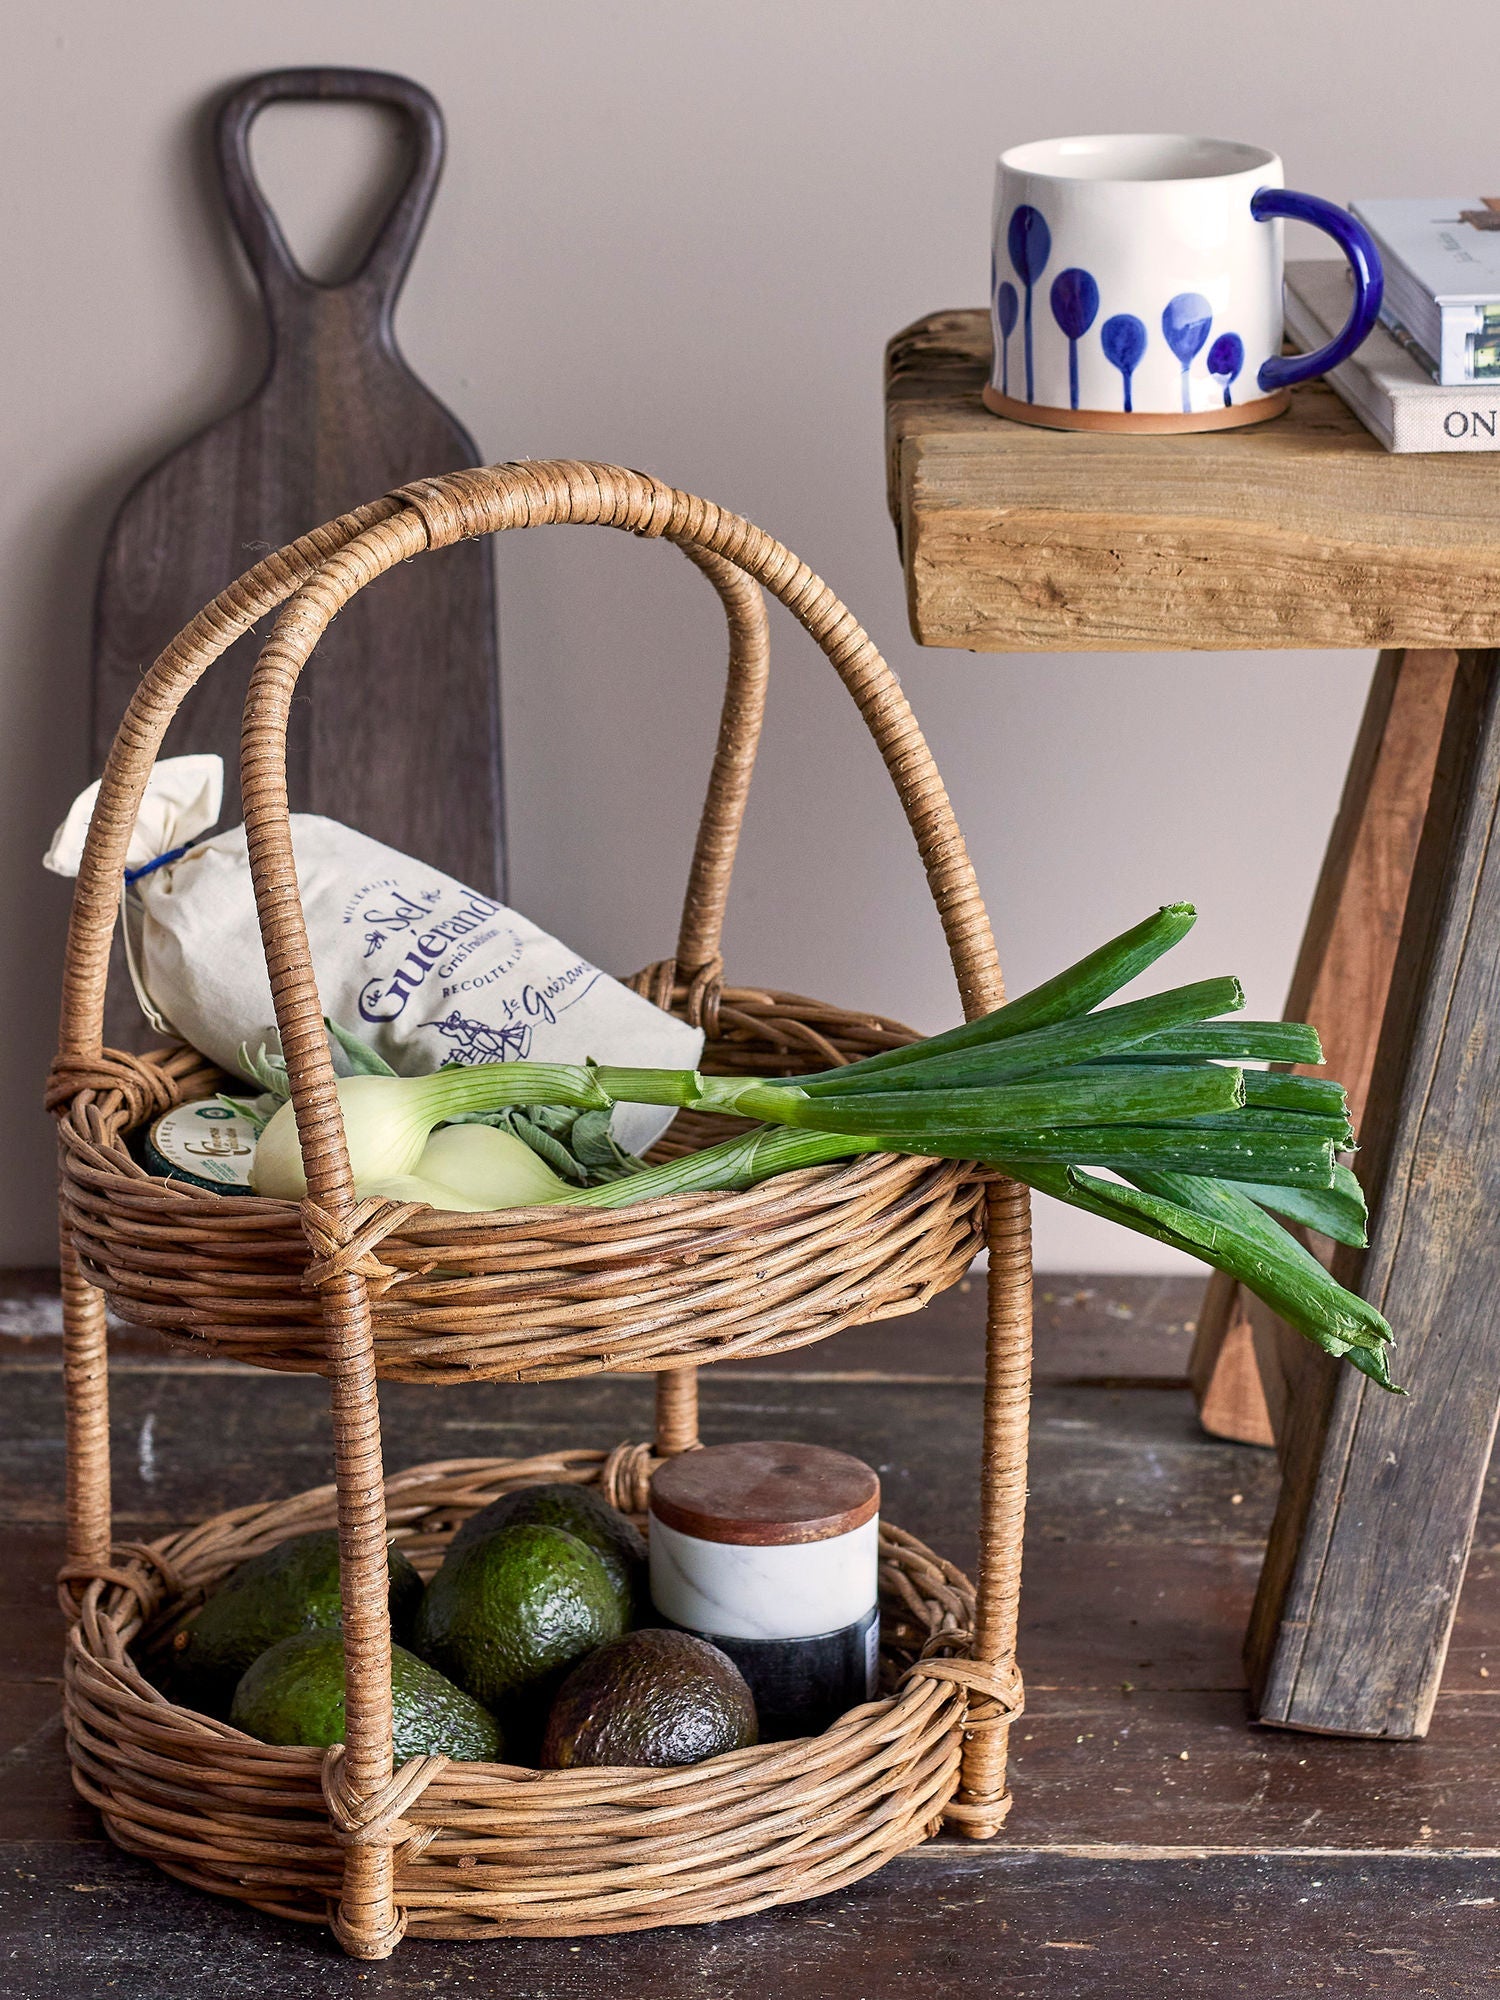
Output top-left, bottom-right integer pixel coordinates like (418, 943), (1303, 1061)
(541, 1628), (758, 1769)
(170, 1529), (424, 1718)
(230, 1629), (502, 1762)
(413, 1523), (626, 1738)
(448, 1483), (647, 1613)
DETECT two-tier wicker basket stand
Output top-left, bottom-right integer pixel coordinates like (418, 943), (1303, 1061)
(49, 461), (1033, 1959)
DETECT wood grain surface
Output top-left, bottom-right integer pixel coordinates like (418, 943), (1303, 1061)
(3, 1270), (1495, 1993)
(92, 69), (502, 1050)
(1249, 651), (1500, 1736)
(5, 1846), (1494, 2000)
(1190, 648), (1457, 1444)
(885, 311), (1500, 653)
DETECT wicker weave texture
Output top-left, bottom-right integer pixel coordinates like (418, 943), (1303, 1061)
(57, 999), (985, 1383)
(52, 461), (1034, 1956)
(64, 1455), (1008, 1941)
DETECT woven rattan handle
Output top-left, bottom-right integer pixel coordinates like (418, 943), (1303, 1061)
(669, 544), (770, 981)
(224, 460), (1011, 1286)
(216, 68), (444, 323)
(475, 465), (998, 1002)
(233, 458), (1010, 1291)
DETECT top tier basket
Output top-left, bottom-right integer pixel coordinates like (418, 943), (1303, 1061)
(50, 461), (1034, 1959)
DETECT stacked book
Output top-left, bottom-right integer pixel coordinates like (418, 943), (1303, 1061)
(1285, 260), (1500, 454)
(1350, 197), (1500, 384)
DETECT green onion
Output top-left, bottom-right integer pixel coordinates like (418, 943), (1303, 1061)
(250, 1065), (610, 1199)
(239, 902), (1394, 1389)
(1229, 1163), (1369, 1249)
(1010, 1163), (1396, 1389)
(803, 978), (1245, 1094)
(1146, 1109), (1352, 1143)
(1239, 1073), (1347, 1117)
(1122, 1020), (1324, 1064)
(759, 1063), (1245, 1135)
(558, 1124), (1335, 1195)
(1083, 1064), (1347, 1119)
(795, 903), (1201, 1087)
(981, 1127), (1336, 1185)
(562, 1124), (883, 1203)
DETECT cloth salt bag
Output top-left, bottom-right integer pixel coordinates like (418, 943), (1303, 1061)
(45, 755), (703, 1156)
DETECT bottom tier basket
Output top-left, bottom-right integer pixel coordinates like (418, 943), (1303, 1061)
(62, 1449), (1008, 1940)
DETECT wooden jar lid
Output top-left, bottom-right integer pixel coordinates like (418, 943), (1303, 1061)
(649, 1441), (879, 1546)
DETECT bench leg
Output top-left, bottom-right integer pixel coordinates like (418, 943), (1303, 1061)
(1189, 648), (1457, 1443)
(1188, 1273), (1274, 1444)
(1247, 649), (1500, 1737)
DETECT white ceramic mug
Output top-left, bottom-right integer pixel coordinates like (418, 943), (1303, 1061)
(987, 134), (1382, 433)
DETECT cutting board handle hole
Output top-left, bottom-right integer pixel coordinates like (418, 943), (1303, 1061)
(247, 101), (414, 290)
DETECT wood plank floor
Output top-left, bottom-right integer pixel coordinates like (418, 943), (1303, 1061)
(2, 1272), (1495, 1997)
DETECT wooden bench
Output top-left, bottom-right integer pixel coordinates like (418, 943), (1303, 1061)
(884, 308), (1500, 1739)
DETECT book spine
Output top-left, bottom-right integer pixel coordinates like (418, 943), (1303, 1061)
(1388, 393), (1500, 452)
(1322, 366), (1394, 451)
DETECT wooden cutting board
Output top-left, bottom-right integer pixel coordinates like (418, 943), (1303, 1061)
(92, 68), (504, 1049)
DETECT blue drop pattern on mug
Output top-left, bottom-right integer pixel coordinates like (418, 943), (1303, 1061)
(996, 280), (1019, 397)
(1162, 293), (1214, 414)
(1207, 331), (1244, 407)
(1049, 268), (1099, 410)
(1100, 313), (1147, 413)
(1006, 205), (1051, 403)
(999, 205), (1268, 413)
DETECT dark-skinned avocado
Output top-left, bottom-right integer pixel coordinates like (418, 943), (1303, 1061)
(170, 1529), (424, 1718)
(414, 1524), (626, 1739)
(448, 1483), (647, 1613)
(230, 1630), (502, 1762)
(542, 1628), (758, 1769)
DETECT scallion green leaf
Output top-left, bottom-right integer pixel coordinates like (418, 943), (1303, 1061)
(800, 903), (1200, 1085)
(802, 977), (1244, 1095)
(1231, 1163), (1369, 1248)
(1009, 1162), (1396, 1386)
(1126, 1020), (1323, 1064)
(771, 1062), (1244, 1137)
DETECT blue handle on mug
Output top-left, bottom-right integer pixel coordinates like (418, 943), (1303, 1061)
(1250, 188), (1383, 391)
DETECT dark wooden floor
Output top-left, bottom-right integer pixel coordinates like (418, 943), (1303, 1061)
(2, 1271), (1495, 1998)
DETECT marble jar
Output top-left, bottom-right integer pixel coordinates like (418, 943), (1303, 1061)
(648, 1440), (880, 1740)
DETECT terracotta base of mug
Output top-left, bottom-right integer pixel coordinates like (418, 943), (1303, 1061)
(981, 385), (1291, 434)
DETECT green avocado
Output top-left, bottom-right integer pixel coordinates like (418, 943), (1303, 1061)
(448, 1482), (647, 1612)
(171, 1529), (424, 1718)
(413, 1523), (626, 1739)
(541, 1628), (758, 1770)
(230, 1629), (502, 1762)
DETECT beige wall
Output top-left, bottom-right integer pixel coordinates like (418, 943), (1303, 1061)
(3, 1), (1476, 1268)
